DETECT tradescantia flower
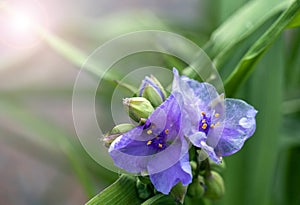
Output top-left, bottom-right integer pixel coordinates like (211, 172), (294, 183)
(109, 93), (192, 194)
(108, 68), (257, 195)
(172, 68), (257, 163)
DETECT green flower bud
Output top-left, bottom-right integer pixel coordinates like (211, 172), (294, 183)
(209, 158), (226, 173)
(136, 178), (153, 199)
(111, 123), (135, 134)
(187, 175), (205, 198)
(103, 123), (134, 147)
(123, 97), (154, 122)
(190, 161), (197, 171)
(139, 75), (167, 107)
(204, 171), (225, 200)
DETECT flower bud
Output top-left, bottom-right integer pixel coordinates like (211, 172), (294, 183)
(123, 97), (154, 122)
(190, 161), (197, 172)
(204, 171), (225, 200)
(136, 178), (153, 199)
(139, 75), (167, 107)
(209, 158), (226, 173)
(111, 123), (135, 134)
(187, 175), (205, 198)
(103, 124), (134, 147)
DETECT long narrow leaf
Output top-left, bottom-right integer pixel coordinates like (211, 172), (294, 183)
(86, 175), (142, 205)
(141, 194), (176, 205)
(225, 0), (300, 96)
(0, 98), (96, 197)
(182, 0), (291, 78)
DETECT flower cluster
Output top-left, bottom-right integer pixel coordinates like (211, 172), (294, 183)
(106, 68), (257, 195)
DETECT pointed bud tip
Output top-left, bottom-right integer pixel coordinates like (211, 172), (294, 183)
(123, 97), (154, 122)
(139, 75), (167, 107)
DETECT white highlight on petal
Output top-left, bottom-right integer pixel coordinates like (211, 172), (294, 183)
(239, 117), (252, 128)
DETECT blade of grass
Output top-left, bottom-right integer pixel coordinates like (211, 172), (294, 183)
(141, 194), (176, 205)
(0, 98), (97, 197)
(210, 0), (291, 61)
(183, 0), (292, 78)
(224, 0), (300, 96)
(287, 8), (300, 28)
(37, 28), (117, 81)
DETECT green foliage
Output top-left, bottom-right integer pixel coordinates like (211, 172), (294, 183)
(225, 0), (300, 96)
(1, 0), (300, 204)
(182, 0), (292, 79)
(85, 175), (142, 205)
(141, 194), (177, 205)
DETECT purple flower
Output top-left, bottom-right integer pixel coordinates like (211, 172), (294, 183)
(109, 93), (192, 194)
(172, 68), (257, 163)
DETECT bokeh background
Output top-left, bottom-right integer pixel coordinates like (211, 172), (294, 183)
(0, 0), (299, 205)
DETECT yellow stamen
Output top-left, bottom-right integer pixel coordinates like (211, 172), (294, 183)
(202, 119), (206, 123)
(215, 113), (220, 118)
(202, 123), (208, 129)
(158, 143), (163, 148)
(165, 129), (169, 134)
(201, 111), (205, 116)
(147, 140), (152, 145)
(147, 129), (152, 135)
(215, 122), (220, 126)
(210, 124), (215, 128)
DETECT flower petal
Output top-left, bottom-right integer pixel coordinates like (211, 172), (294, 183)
(214, 99), (257, 157)
(172, 68), (202, 134)
(148, 94), (181, 138)
(181, 77), (219, 110)
(109, 93), (186, 174)
(147, 136), (189, 175)
(109, 130), (152, 173)
(149, 152), (192, 194)
(189, 132), (221, 163)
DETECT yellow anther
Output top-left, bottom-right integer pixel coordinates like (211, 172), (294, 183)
(215, 113), (220, 118)
(147, 140), (152, 145)
(147, 129), (152, 135)
(202, 123), (208, 129)
(201, 111), (206, 116)
(215, 122), (220, 126)
(165, 129), (169, 134)
(158, 143), (163, 148)
(210, 124), (215, 128)
(202, 119), (206, 123)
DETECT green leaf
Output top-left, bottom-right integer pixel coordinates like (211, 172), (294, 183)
(224, 0), (300, 96)
(209, 0), (291, 58)
(36, 27), (120, 82)
(182, 0), (291, 79)
(0, 98), (97, 197)
(286, 8), (300, 28)
(113, 80), (138, 95)
(86, 175), (142, 205)
(141, 194), (177, 205)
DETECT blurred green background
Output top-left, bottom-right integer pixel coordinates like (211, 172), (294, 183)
(0, 0), (299, 205)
